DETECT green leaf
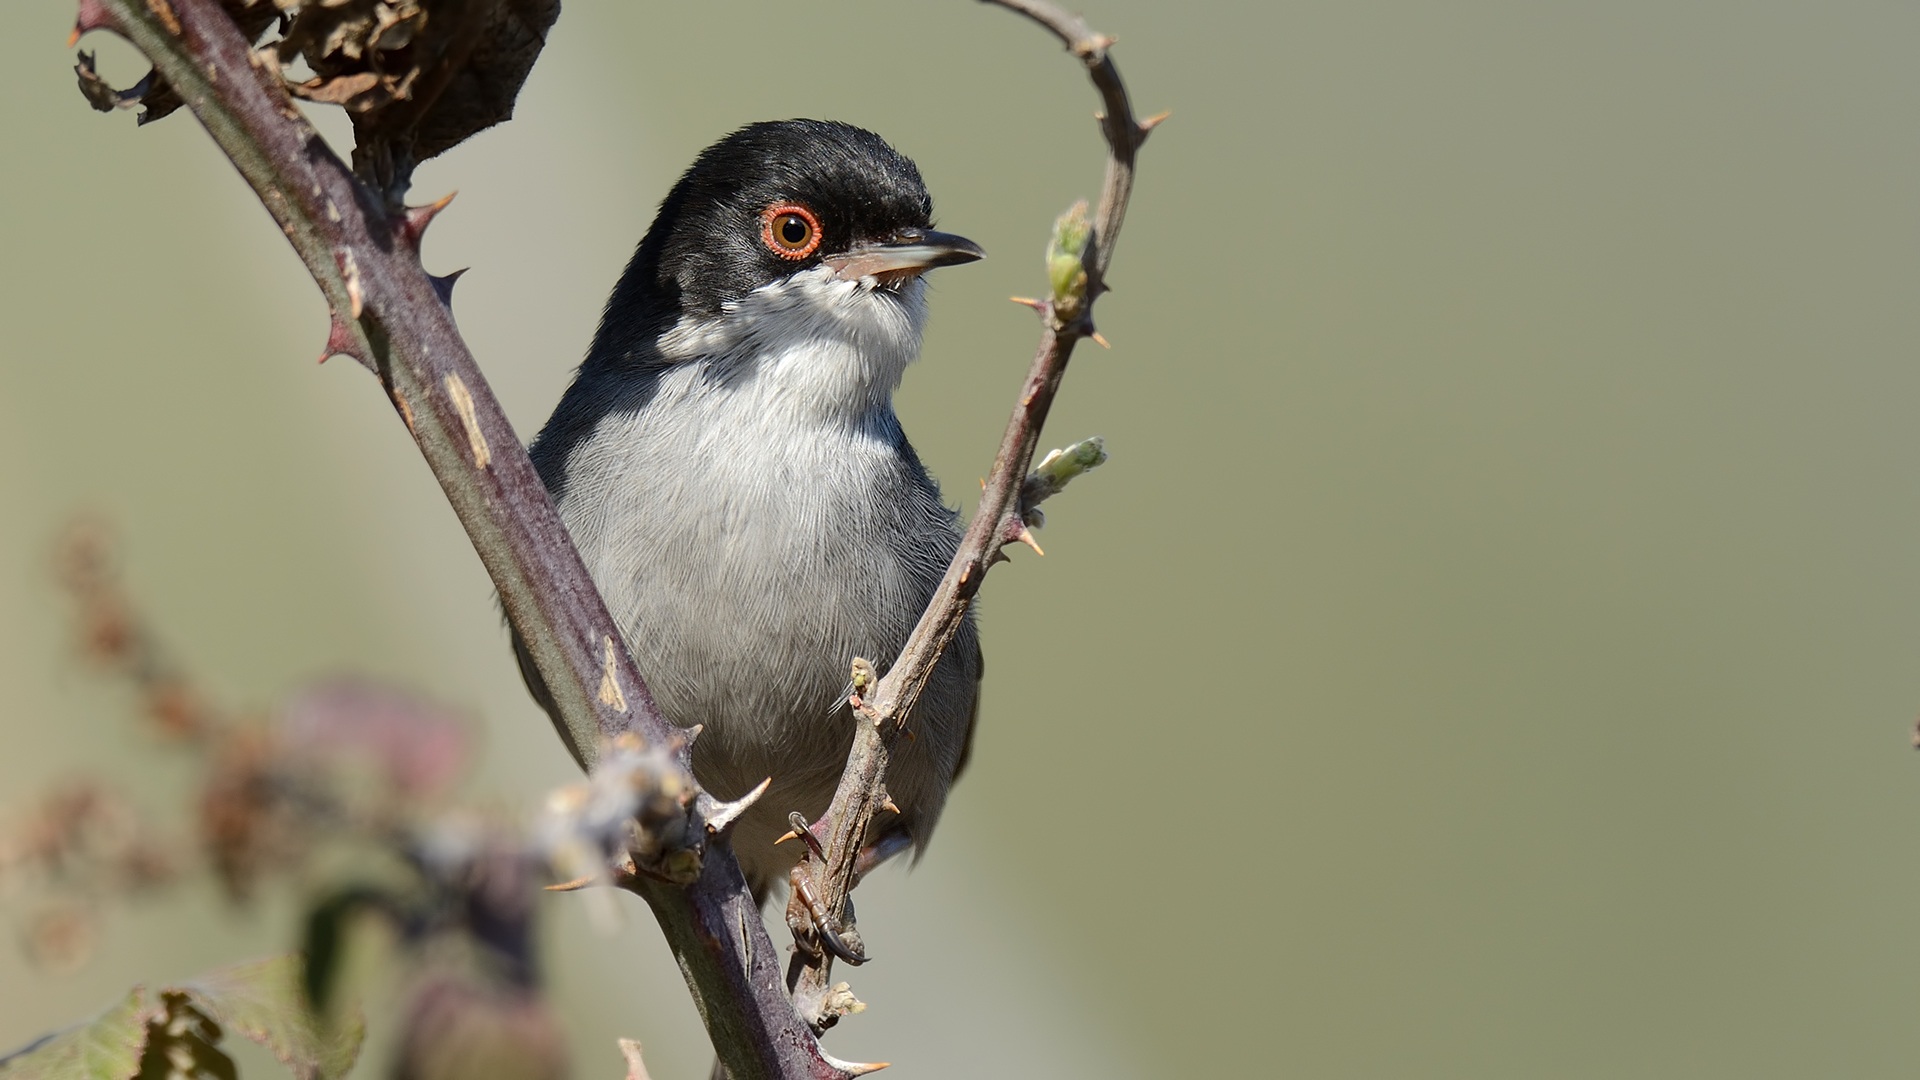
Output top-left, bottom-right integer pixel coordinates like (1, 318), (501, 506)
(0, 988), (152, 1080)
(183, 956), (364, 1080)
(0, 956), (360, 1080)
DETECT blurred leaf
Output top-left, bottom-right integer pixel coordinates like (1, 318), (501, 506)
(0, 779), (184, 961)
(184, 955), (364, 1080)
(197, 726), (295, 903)
(391, 977), (565, 1080)
(0, 987), (151, 1080)
(298, 886), (405, 1017)
(22, 903), (98, 974)
(278, 679), (471, 800)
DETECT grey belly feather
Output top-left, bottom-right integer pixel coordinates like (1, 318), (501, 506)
(519, 353), (980, 896)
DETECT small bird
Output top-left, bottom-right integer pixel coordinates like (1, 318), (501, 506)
(517, 120), (984, 898)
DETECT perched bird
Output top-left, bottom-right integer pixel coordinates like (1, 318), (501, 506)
(517, 120), (984, 898)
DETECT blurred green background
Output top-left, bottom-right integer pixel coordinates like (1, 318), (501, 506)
(5, 0), (1920, 1076)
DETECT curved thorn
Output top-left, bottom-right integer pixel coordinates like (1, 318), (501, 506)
(429, 267), (467, 307)
(70, 0), (114, 46)
(399, 190), (457, 251)
(820, 1051), (890, 1078)
(1138, 109), (1172, 135)
(1089, 330), (1111, 349)
(1017, 526), (1045, 556)
(544, 875), (595, 892)
(705, 776), (772, 835)
(319, 312), (361, 364)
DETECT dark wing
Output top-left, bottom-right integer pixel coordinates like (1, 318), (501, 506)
(951, 643), (982, 783)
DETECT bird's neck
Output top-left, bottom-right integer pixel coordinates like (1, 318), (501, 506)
(655, 266), (930, 430)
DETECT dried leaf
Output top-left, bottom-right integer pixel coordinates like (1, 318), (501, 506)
(291, 71), (384, 106)
(399, 0), (560, 164)
(299, 0), (563, 200)
(76, 0), (560, 201)
(71, 52), (181, 125)
(72, 51), (123, 113)
(71, 2), (278, 126)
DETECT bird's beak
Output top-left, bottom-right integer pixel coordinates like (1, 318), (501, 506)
(824, 230), (985, 282)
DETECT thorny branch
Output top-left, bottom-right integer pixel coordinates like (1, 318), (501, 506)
(785, 0), (1158, 1024)
(68, 1), (848, 1077)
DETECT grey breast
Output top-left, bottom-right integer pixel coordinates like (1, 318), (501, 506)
(529, 355), (980, 893)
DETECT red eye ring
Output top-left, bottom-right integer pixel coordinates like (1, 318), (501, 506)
(761, 203), (822, 260)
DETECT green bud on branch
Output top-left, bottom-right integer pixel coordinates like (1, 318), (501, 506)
(1020, 436), (1108, 527)
(1046, 200), (1093, 319)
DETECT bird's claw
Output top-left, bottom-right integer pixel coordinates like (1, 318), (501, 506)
(787, 861), (868, 966)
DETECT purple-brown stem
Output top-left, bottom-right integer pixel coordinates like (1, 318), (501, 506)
(788, 0), (1157, 1019)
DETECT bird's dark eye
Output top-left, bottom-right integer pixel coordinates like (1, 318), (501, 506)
(761, 203), (822, 260)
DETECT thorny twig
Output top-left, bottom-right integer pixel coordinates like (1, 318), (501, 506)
(786, 0), (1158, 1024)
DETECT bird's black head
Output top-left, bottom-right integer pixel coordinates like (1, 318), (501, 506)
(591, 120), (983, 363)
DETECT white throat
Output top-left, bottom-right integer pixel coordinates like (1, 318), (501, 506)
(657, 266), (930, 428)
